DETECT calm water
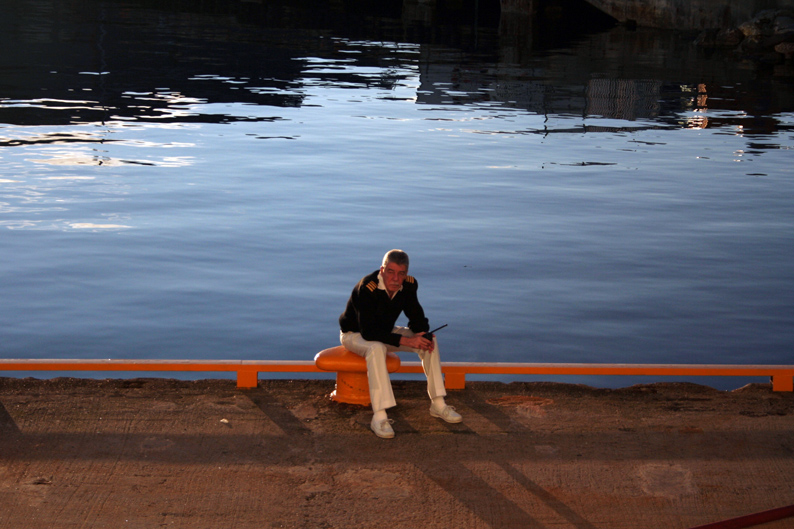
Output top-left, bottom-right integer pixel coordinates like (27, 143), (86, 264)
(1, 0), (793, 389)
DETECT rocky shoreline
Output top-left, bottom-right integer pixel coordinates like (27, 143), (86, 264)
(695, 9), (794, 62)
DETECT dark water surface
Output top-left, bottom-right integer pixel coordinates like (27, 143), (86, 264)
(1, 0), (793, 389)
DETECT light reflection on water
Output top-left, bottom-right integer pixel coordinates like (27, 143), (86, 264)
(1, 0), (793, 389)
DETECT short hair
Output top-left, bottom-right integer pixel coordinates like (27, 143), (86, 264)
(382, 249), (409, 270)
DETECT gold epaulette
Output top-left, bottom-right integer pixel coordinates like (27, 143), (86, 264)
(405, 276), (415, 284)
(365, 280), (377, 292)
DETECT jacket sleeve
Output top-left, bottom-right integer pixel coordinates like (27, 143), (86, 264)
(403, 279), (430, 334)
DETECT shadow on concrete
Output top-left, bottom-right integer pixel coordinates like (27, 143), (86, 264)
(245, 387), (313, 437)
(0, 401), (21, 435)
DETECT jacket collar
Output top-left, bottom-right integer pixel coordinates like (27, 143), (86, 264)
(377, 270), (402, 299)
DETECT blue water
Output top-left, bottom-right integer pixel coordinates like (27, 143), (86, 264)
(1, 0), (793, 389)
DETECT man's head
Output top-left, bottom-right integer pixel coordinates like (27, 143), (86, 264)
(382, 249), (409, 270)
(380, 249), (410, 296)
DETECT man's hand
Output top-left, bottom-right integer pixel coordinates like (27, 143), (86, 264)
(400, 333), (435, 352)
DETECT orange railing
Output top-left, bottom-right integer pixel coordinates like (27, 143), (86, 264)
(1, 358), (792, 391)
(0, 359), (318, 389)
(398, 361), (794, 392)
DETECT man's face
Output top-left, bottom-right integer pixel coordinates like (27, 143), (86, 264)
(380, 261), (408, 296)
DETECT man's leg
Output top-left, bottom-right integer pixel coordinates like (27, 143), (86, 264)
(340, 331), (397, 414)
(392, 327), (462, 423)
(391, 326), (445, 400)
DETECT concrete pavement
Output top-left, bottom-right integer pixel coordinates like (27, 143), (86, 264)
(1, 377), (792, 528)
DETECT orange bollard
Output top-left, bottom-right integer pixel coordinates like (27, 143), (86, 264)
(314, 346), (400, 405)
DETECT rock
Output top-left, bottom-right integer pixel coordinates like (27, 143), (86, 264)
(722, 9), (794, 61)
(763, 30), (794, 48)
(739, 10), (778, 40)
(693, 29), (715, 47)
(774, 41), (794, 59)
(774, 15), (794, 34)
(717, 28), (746, 47)
(695, 27), (745, 47)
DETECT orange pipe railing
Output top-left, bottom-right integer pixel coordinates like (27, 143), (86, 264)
(0, 359), (319, 389)
(1, 359), (792, 391)
(397, 361), (794, 391)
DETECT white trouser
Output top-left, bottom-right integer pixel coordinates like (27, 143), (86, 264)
(340, 326), (446, 413)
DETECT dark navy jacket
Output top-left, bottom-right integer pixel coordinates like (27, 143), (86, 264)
(339, 269), (430, 347)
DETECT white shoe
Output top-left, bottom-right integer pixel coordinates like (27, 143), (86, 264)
(370, 418), (395, 439)
(430, 405), (462, 424)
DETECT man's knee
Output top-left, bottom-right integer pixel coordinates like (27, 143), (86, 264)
(365, 342), (388, 359)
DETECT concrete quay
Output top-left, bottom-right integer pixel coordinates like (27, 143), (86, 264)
(1, 377), (792, 528)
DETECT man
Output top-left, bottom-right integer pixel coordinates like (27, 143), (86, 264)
(339, 249), (462, 439)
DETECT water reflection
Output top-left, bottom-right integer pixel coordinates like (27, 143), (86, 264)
(3, 0), (792, 176)
(2, 0), (791, 130)
(1, 0), (793, 387)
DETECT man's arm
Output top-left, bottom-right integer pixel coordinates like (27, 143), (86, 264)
(402, 276), (429, 334)
(401, 277), (434, 352)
